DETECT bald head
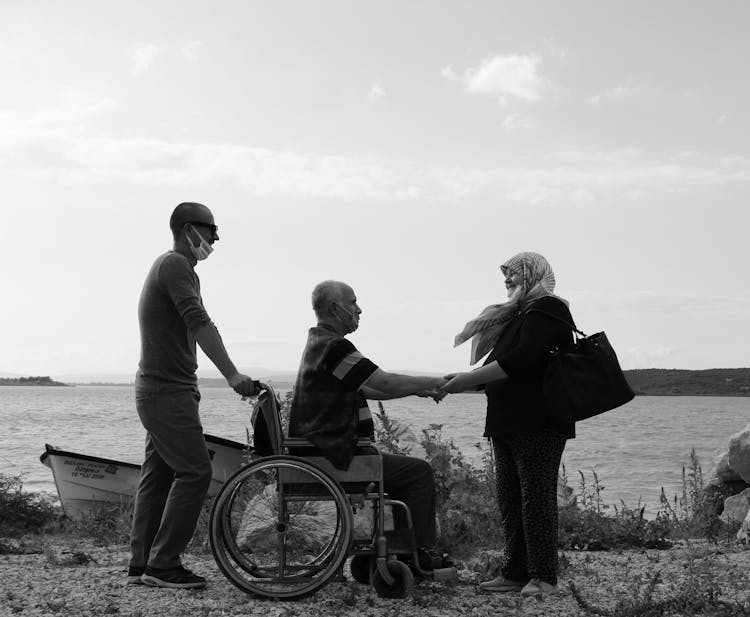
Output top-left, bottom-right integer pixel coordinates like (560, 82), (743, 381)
(312, 280), (351, 318)
(169, 202), (214, 238)
(311, 280), (360, 334)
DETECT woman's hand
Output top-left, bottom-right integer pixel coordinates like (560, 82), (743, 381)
(416, 388), (445, 403)
(441, 373), (468, 394)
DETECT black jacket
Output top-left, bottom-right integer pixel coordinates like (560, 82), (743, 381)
(482, 295), (576, 438)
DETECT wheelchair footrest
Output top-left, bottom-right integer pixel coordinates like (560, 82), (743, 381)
(429, 567), (458, 582)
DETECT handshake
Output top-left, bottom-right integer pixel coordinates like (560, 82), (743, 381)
(416, 373), (466, 403)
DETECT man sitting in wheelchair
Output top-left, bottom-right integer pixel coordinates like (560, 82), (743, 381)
(289, 280), (454, 573)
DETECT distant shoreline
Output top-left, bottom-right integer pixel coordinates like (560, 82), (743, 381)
(3, 368), (750, 396)
(0, 376), (69, 387)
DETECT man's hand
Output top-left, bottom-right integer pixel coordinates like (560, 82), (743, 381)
(416, 375), (450, 402)
(227, 372), (257, 397)
(416, 388), (445, 403)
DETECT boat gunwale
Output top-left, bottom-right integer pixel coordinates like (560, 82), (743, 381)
(204, 434), (248, 450)
(39, 434), (247, 469)
(40, 445), (141, 469)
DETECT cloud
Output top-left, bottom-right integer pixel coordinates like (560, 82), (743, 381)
(620, 345), (680, 369)
(543, 148), (643, 164)
(181, 40), (205, 59)
(367, 83), (386, 103)
(128, 42), (167, 74)
(569, 290), (750, 314)
(443, 54), (550, 105)
(541, 37), (566, 61)
(716, 114), (728, 126)
(501, 112), (535, 132)
(440, 66), (458, 80)
(566, 290), (750, 369)
(2, 100), (750, 205)
(0, 90), (115, 143)
(587, 80), (641, 104)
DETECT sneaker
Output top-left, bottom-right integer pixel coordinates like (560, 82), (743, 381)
(521, 578), (558, 598)
(141, 565), (207, 589)
(478, 575), (527, 592)
(417, 547), (454, 571)
(126, 566), (145, 585)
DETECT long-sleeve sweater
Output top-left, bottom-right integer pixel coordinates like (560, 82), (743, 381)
(483, 295), (576, 438)
(136, 251), (212, 389)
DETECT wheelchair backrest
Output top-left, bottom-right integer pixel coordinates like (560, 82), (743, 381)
(250, 385), (284, 456)
(251, 383), (384, 494)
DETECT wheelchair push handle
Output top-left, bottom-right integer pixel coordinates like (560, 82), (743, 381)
(239, 380), (268, 402)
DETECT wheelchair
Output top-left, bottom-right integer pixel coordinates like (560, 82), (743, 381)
(208, 383), (456, 599)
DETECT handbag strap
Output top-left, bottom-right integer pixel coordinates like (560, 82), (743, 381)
(525, 307), (586, 337)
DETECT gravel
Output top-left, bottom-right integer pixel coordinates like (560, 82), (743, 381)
(1, 538), (749, 617)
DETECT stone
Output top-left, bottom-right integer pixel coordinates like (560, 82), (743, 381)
(727, 424), (750, 483)
(737, 508), (750, 544)
(711, 451), (743, 484)
(720, 487), (750, 524)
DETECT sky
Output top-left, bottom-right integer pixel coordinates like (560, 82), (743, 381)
(2, 0), (749, 381)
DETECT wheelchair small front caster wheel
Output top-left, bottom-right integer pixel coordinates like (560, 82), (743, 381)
(370, 559), (414, 599)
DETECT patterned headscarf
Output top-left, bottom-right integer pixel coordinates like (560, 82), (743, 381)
(454, 252), (565, 365)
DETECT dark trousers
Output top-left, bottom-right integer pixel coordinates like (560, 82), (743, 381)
(492, 427), (567, 585)
(129, 388), (212, 569)
(382, 453), (437, 547)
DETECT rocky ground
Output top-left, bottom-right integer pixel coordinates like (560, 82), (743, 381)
(1, 538), (749, 617)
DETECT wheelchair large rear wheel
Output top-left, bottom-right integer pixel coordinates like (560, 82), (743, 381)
(209, 456), (353, 599)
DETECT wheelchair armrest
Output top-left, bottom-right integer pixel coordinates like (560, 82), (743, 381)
(282, 437), (378, 450)
(283, 437), (318, 448)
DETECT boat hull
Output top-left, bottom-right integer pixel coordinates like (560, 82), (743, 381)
(40, 434), (248, 519)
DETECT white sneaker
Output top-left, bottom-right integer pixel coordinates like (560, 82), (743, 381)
(521, 578), (558, 598)
(478, 575), (527, 592)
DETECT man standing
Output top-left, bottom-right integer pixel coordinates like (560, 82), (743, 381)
(128, 202), (256, 589)
(289, 280), (451, 569)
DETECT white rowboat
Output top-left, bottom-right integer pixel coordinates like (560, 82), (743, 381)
(40, 434), (248, 519)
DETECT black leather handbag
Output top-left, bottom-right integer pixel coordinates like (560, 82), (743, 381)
(528, 309), (635, 422)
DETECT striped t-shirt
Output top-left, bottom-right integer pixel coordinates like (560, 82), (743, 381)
(289, 324), (379, 470)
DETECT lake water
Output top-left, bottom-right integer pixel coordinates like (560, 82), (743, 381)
(2, 386), (748, 513)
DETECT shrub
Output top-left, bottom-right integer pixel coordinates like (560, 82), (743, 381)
(558, 469), (673, 550)
(558, 449), (737, 551)
(655, 448), (736, 542)
(373, 404), (503, 553)
(418, 423), (502, 553)
(373, 401), (413, 456)
(0, 473), (57, 536)
(570, 571), (750, 617)
(62, 501), (134, 546)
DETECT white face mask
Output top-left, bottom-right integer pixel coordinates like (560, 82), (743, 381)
(334, 303), (359, 333)
(186, 225), (213, 261)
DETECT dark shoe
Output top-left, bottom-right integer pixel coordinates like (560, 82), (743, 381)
(126, 566), (145, 585)
(417, 547), (454, 571)
(141, 565), (207, 589)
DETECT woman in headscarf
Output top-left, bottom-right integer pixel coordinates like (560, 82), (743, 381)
(442, 252), (575, 599)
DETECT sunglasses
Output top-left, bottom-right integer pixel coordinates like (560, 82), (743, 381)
(187, 221), (219, 234)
